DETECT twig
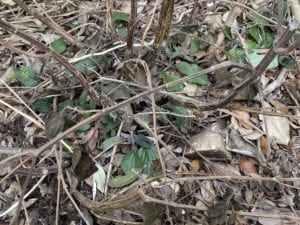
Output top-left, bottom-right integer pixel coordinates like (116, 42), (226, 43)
(69, 40), (154, 64)
(61, 172), (91, 225)
(127, 0), (137, 58)
(145, 0), (174, 62)
(277, 0), (284, 35)
(141, 0), (160, 46)
(54, 144), (63, 225)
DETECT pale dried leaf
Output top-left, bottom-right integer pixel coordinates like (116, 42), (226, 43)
(261, 115), (290, 145)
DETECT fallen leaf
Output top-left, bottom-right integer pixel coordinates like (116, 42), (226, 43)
(261, 115), (290, 145)
(239, 157), (257, 175)
(82, 123), (99, 151)
(260, 101), (290, 145)
(191, 159), (201, 172)
(260, 135), (269, 156)
(232, 110), (252, 129)
(270, 99), (289, 114)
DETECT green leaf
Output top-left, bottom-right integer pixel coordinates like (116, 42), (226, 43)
(58, 99), (73, 111)
(108, 168), (142, 188)
(172, 46), (182, 58)
(224, 26), (233, 40)
(74, 57), (100, 76)
(247, 13), (269, 26)
(245, 39), (258, 49)
(121, 151), (142, 174)
(247, 26), (261, 44)
(77, 124), (91, 133)
(51, 38), (67, 54)
(161, 72), (184, 92)
(116, 27), (128, 37)
(164, 101), (191, 131)
(101, 136), (124, 151)
(138, 147), (157, 174)
(121, 147), (157, 175)
(13, 66), (38, 87)
(32, 98), (53, 113)
(93, 164), (106, 193)
(247, 26), (274, 48)
(176, 61), (209, 86)
(190, 38), (200, 53)
(227, 48), (246, 62)
(279, 56), (295, 69)
(248, 52), (278, 69)
(79, 91), (96, 110)
(112, 12), (129, 23)
(101, 115), (120, 134)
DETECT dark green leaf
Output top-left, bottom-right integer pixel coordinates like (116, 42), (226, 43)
(79, 91), (96, 110)
(172, 46), (182, 58)
(176, 61), (209, 86)
(74, 57), (100, 75)
(32, 98), (53, 113)
(138, 147), (157, 174)
(190, 38), (200, 53)
(77, 124), (91, 133)
(134, 135), (153, 148)
(112, 12), (129, 23)
(13, 66), (38, 87)
(51, 38), (67, 54)
(279, 56), (295, 69)
(58, 99), (73, 111)
(161, 72), (184, 92)
(121, 151), (142, 174)
(101, 115), (120, 134)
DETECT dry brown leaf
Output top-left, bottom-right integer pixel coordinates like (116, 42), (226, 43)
(82, 122), (100, 151)
(260, 135), (269, 156)
(232, 110), (252, 129)
(239, 157), (257, 175)
(270, 99), (289, 114)
(191, 159), (201, 172)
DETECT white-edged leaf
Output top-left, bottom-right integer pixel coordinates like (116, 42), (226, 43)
(248, 52), (278, 69)
(93, 164), (106, 193)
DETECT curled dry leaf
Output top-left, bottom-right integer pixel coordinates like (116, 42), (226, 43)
(239, 157), (257, 175)
(191, 159), (201, 172)
(45, 112), (65, 139)
(260, 135), (269, 156)
(232, 110), (252, 129)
